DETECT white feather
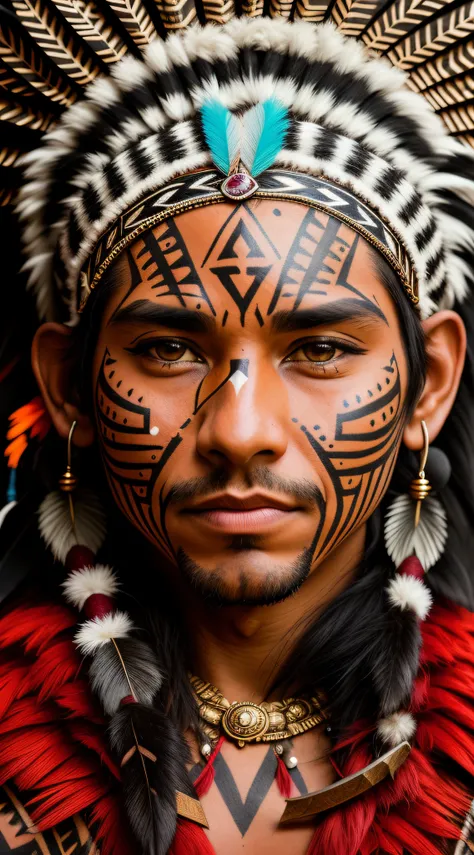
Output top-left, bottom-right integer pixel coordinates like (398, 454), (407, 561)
(75, 611), (133, 655)
(387, 574), (432, 621)
(0, 501), (17, 529)
(176, 26), (236, 64)
(146, 38), (172, 73)
(226, 112), (240, 167)
(111, 54), (152, 89)
(377, 711), (416, 746)
(241, 103), (264, 172)
(38, 489), (107, 563)
(86, 76), (121, 107)
(384, 493), (448, 571)
(161, 93), (194, 122)
(62, 565), (119, 610)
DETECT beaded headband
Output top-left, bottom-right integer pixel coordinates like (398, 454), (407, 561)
(80, 167), (419, 313)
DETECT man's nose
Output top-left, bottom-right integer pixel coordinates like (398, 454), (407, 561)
(195, 358), (289, 467)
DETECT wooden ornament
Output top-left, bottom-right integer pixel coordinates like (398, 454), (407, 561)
(279, 741), (411, 825)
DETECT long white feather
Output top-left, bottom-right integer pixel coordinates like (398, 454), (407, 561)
(240, 103), (265, 173)
(226, 111), (240, 167)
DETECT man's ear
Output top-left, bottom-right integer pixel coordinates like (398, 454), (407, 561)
(32, 322), (95, 447)
(403, 310), (466, 451)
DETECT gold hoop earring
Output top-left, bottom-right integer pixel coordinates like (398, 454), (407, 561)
(409, 420), (431, 528)
(384, 421), (448, 571)
(59, 420), (78, 532)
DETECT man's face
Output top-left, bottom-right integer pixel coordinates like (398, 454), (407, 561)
(93, 200), (409, 604)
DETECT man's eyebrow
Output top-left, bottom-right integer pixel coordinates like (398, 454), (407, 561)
(108, 300), (216, 334)
(271, 298), (388, 332)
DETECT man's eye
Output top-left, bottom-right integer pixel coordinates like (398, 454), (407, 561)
(286, 342), (338, 363)
(128, 338), (203, 363)
(152, 340), (194, 362)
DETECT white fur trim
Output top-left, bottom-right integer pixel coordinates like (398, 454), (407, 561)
(75, 611), (133, 655)
(377, 711), (417, 746)
(62, 565), (119, 610)
(387, 574), (432, 621)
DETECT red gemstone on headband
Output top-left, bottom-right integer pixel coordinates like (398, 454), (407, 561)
(221, 172), (258, 200)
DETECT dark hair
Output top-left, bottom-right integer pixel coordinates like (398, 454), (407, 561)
(70, 234), (474, 848)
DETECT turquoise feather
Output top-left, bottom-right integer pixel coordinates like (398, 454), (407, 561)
(201, 99), (239, 175)
(200, 97), (289, 178)
(242, 99), (289, 177)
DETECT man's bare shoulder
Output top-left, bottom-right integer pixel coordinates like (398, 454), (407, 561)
(0, 784), (95, 854)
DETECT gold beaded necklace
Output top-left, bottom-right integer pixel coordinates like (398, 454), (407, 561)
(190, 675), (328, 763)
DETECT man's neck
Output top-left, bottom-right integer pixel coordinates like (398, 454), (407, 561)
(181, 527), (366, 703)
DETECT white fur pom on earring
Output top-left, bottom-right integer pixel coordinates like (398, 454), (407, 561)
(377, 711), (417, 746)
(75, 611), (133, 655)
(387, 572), (432, 621)
(62, 564), (119, 610)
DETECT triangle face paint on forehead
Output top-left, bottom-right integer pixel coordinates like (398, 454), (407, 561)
(127, 200), (383, 330)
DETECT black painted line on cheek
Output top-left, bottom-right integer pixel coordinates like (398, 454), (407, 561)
(159, 482), (176, 557)
(300, 425), (343, 560)
(297, 357), (403, 560)
(340, 422), (403, 546)
(96, 361), (157, 545)
(95, 349), (179, 558)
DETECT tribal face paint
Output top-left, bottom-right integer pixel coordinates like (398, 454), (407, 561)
(93, 200), (409, 604)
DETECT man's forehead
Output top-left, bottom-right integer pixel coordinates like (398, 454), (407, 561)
(121, 199), (385, 325)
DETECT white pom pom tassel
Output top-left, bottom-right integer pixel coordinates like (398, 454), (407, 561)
(386, 573), (432, 621)
(62, 564), (119, 610)
(377, 711), (417, 747)
(75, 611), (133, 655)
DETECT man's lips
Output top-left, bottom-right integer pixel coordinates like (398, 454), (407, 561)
(180, 492), (301, 534)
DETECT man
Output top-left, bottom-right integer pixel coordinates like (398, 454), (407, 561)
(0, 10), (473, 855)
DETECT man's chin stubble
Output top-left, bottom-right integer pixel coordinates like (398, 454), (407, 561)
(176, 546), (313, 606)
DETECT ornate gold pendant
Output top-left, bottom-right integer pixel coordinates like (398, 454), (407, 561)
(190, 675), (327, 750)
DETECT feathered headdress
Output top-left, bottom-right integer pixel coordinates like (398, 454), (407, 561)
(0, 10), (472, 324)
(1, 4), (474, 854)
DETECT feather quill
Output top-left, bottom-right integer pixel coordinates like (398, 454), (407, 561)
(241, 98), (289, 177)
(89, 637), (163, 716)
(200, 99), (239, 175)
(109, 702), (196, 855)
